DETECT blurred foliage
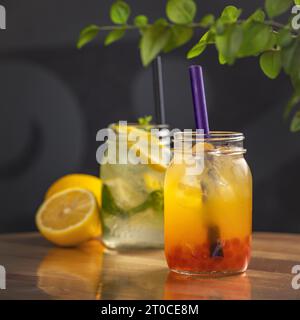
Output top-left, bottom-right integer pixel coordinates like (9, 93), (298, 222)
(78, 0), (300, 132)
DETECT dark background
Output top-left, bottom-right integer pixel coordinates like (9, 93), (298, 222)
(0, 0), (298, 234)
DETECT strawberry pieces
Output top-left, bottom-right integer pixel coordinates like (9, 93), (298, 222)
(166, 235), (251, 273)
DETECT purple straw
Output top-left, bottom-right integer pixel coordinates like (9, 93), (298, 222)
(189, 65), (210, 135)
(189, 65), (224, 258)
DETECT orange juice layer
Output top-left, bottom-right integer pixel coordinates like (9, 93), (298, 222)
(164, 156), (252, 273)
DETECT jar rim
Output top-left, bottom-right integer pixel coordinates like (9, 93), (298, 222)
(109, 122), (169, 129)
(174, 131), (244, 142)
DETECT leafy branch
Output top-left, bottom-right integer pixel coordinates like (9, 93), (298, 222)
(78, 0), (300, 132)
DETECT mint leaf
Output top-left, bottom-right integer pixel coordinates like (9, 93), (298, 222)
(284, 93), (300, 119)
(290, 111), (300, 132)
(128, 190), (164, 214)
(220, 6), (242, 23)
(238, 21), (272, 57)
(138, 115), (152, 125)
(77, 25), (100, 49)
(110, 0), (131, 24)
(134, 15), (148, 28)
(104, 29), (126, 46)
(166, 0), (197, 24)
(140, 20), (171, 66)
(265, 0), (293, 18)
(295, 0), (300, 4)
(247, 9), (266, 22)
(150, 190), (164, 211)
(164, 25), (193, 53)
(259, 51), (282, 79)
(102, 185), (127, 217)
(216, 24), (243, 65)
(199, 14), (215, 28)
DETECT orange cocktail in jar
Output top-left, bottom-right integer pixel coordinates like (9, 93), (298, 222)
(164, 132), (252, 275)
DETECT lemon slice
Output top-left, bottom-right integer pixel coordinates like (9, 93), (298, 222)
(113, 124), (170, 172)
(45, 174), (102, 207)
(192, 142), (214, 154)
(36, 188), (101, 247)
(143, 172), (163, 192)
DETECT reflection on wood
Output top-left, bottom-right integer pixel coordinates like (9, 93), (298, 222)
(37, 240), (104, 300)
(0, 232), (299, 300)
(164, 272), (251, 300)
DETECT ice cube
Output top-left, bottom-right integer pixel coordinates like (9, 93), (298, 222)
(175, 173), (203, 209)
(105, 178), (148, 210)
(200, 155), (235, 201)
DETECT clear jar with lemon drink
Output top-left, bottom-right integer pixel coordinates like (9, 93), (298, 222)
(100, 123), (170, 249)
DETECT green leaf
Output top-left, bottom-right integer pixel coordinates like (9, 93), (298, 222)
(102, 185), (127, 217)
(216, 24), (243, 65)
(187, 41), (207, 59)
(284, 93), (300, 119)
(295, 0), (300, 5)
(134, 15), (148, 28)
(220, 6), (242, 23)
(128, 190), (164, 214)
(110, 0), (131, 24)
(164, 25), (193, 53)
(215, 19), (225, 35)
(282, 37), (300, 96)
(282, 38), (300, 85)
(149, 190), (164, 212)
(166, 0), (197, 24)
(77, 25), (100, 49)
(138, 115), (152, 125)
(155, 18), (169, 27)
(238, 21), (272, 57)
(218, 52), (227, 64)
(290, 111), (300, 132)
(259, 51), (282, 79)
(247, 9), (266, 22)
(104, 29), (126, 46)
(265, 32), (277, 51)
(265, 0), (293, 18)
(199, 14), (215, 28)
(140, 21), (171, 66)
(186, 31), (212, 59)
(277, 29), (293, 48)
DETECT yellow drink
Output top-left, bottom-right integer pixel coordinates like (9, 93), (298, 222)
(164, 132), (252, 275)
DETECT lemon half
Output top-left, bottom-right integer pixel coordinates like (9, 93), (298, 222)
(36, 188), (101, 247)
(45, 174), (102, 206)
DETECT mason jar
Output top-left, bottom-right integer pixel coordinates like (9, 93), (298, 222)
(164, 131), (252, 275)
(100, 122), (170, 249)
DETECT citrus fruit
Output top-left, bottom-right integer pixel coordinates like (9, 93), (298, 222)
(113, 124), (170, 172)
(36, 188), (101, 247)
(45, 174), (102, 206)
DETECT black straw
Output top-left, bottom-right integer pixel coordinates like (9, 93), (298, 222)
(152, 56), (166, 124)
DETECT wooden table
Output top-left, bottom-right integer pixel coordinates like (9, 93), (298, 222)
(0, 232), (299, 300)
